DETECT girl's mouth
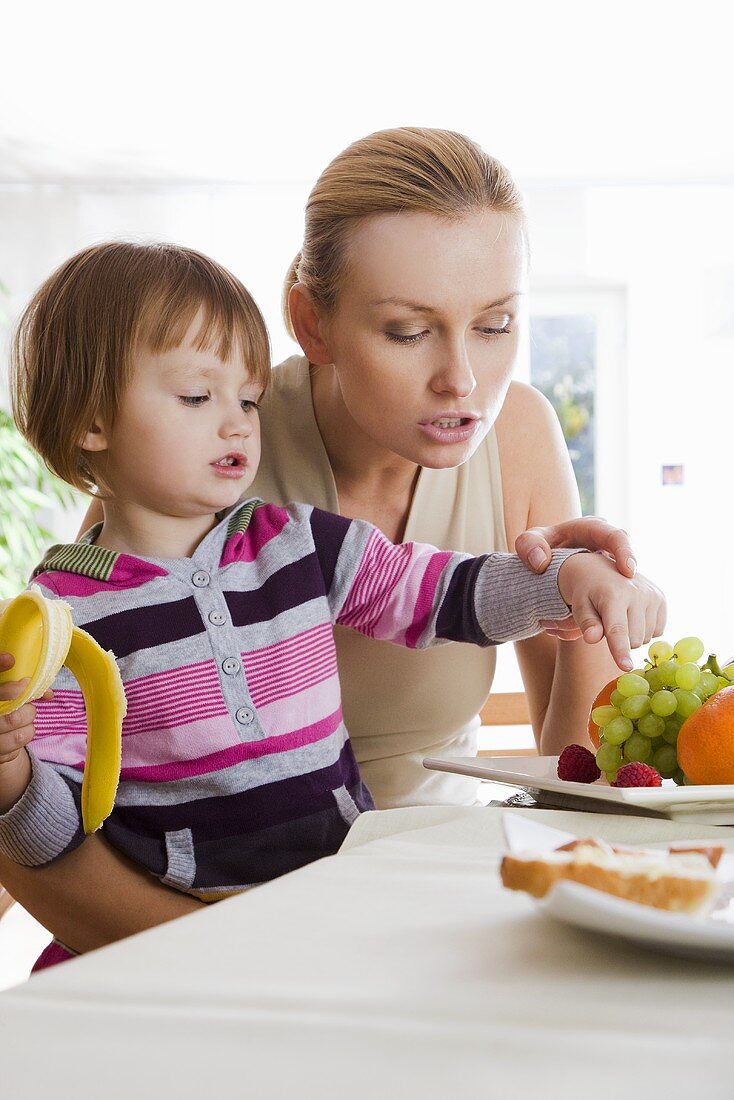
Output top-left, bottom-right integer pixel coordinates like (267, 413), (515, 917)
(211, 452), (248, 478)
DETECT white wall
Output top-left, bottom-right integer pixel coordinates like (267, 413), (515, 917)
(2, 179), (732, 663)
(0, 183), (308, 372)
(0, 182), (308, 541)
(525, 183), (734, 660)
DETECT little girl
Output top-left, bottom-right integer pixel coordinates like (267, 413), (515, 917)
(0, 242), (665, 966)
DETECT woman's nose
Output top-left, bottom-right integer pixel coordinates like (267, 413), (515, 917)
(430, 343), (477, 399)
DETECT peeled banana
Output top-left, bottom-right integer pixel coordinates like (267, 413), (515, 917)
(0, 586), (125, 833)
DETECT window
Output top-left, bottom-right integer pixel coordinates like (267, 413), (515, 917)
(486, 286), (628, 710)
(530, 313), (596, 513)
(528, 286), (627, 523)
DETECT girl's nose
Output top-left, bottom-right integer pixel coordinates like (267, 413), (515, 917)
(220, 403), (254, 438)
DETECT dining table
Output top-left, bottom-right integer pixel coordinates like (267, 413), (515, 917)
(1, 798), (733, 1099)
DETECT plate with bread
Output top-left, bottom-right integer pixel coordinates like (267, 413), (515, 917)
(423, 755), (734, 825)
(500, 814), (734, 961)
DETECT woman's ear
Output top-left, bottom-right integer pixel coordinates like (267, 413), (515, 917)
(288, 284), (333, 365)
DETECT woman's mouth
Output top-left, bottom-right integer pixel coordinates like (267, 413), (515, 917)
(418, 415), (480, 444)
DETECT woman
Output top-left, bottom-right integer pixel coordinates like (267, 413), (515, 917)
(0, 128), (645, 954)
(256, 127), (638, 807)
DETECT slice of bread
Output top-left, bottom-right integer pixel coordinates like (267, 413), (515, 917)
(501, 838), (721, 914)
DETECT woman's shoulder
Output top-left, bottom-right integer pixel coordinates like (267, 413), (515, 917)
(252, 355), (338, 511)
(497, 379), (559, 433)
(262, 353), (309, 410)
(494, 380), (574, 540)
(495, 380), (565, 468)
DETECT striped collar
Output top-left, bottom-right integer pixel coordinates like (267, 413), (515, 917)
(33, 498), (262, 582)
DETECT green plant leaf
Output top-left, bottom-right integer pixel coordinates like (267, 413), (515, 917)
(0, 412), (79, 588)
(16, 485), (56, 508)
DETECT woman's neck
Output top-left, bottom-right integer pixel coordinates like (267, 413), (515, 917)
(90, 501), (219, 559)
(309, 362), (420, 508)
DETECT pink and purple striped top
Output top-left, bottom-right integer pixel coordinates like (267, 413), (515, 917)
(0, 498), (575, 896)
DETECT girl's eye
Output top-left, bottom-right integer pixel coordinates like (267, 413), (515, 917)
(385, 331), (429, 345)
(178, 396), (261, 411)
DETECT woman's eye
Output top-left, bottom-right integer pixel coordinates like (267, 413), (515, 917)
(479, 324), (512, 338)
(385, 331), (428, 345)
(241, 400), (261, 412)
(179, 395), (208, 406)
(478, 314), (513, 337)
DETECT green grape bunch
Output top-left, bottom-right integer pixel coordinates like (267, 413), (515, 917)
(591, 637), (734, 785)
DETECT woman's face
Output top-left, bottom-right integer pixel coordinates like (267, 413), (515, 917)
(320, 208), (527, 470)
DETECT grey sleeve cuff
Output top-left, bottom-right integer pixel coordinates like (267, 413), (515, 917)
(473, 548), (585, 644)
(0, 752), (84, 866)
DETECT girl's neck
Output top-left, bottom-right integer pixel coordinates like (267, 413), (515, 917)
(309, 362), (419, 505)
(91, 501), (219, 559)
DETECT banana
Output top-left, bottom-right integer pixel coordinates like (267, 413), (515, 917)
(0, 585), (125, 833)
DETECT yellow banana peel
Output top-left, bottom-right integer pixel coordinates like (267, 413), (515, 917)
(0, 586), (125, 833)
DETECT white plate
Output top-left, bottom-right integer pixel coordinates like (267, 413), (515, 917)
(423, 755), (734, 824)
(541, 880), (734, 962)
(500, 814), (734, 962)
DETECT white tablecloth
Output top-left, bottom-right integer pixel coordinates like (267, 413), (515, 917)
(2, 804), (734, 1099)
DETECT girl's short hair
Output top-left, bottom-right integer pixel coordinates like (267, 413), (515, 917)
(282, 126), (525, 338)
(11, 240), (271, 495)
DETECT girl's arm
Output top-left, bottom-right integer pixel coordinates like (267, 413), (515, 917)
(497, 381), (630, 755)
(0, 834), (203, 954)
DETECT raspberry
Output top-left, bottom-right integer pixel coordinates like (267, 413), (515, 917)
(557, 744), (601, 783)
(611, 763), (663, 788)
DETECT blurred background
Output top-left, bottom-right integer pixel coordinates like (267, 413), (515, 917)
(1, 0), (733, 989)
(1, 0), (732, 689)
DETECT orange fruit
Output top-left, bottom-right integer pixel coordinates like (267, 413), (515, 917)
(677, 685), (734, 784)
(587, 676), (617, 749)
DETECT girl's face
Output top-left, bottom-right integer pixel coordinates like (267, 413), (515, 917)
(321, 209), (526, 469)
(87, 315), (263, 520)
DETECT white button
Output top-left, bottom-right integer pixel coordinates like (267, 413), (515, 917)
(209, 610), (226, 626)
(192, 571), (210, 588)
(235, 707), (254, 725)
(222, 657), (240, 676)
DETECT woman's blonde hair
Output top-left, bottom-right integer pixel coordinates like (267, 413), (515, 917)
(282, 126), (525, 338)
(11, 240), (271, 496)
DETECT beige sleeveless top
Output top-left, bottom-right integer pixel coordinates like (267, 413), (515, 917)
(251, 356), (509, 808)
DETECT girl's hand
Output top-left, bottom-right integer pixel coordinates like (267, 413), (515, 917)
(0, 652), (52, 766)
(557, 552), (667, 671)
(0, 697), (37, 765)
(516, 517), (637, 578)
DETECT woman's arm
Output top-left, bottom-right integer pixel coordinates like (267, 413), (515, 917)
(0, 503), (203, 951)
(514, 628), (616, 754)
(496, 382), (624, 755)
(0, 835), (203, 954)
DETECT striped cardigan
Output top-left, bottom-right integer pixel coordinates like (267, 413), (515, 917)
(0, 500), (575, 896)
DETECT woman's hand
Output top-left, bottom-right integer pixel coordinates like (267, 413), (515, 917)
(557, 552), (667, 671)
(516, 517), (637, 577)
(516, 518), (639, 643)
